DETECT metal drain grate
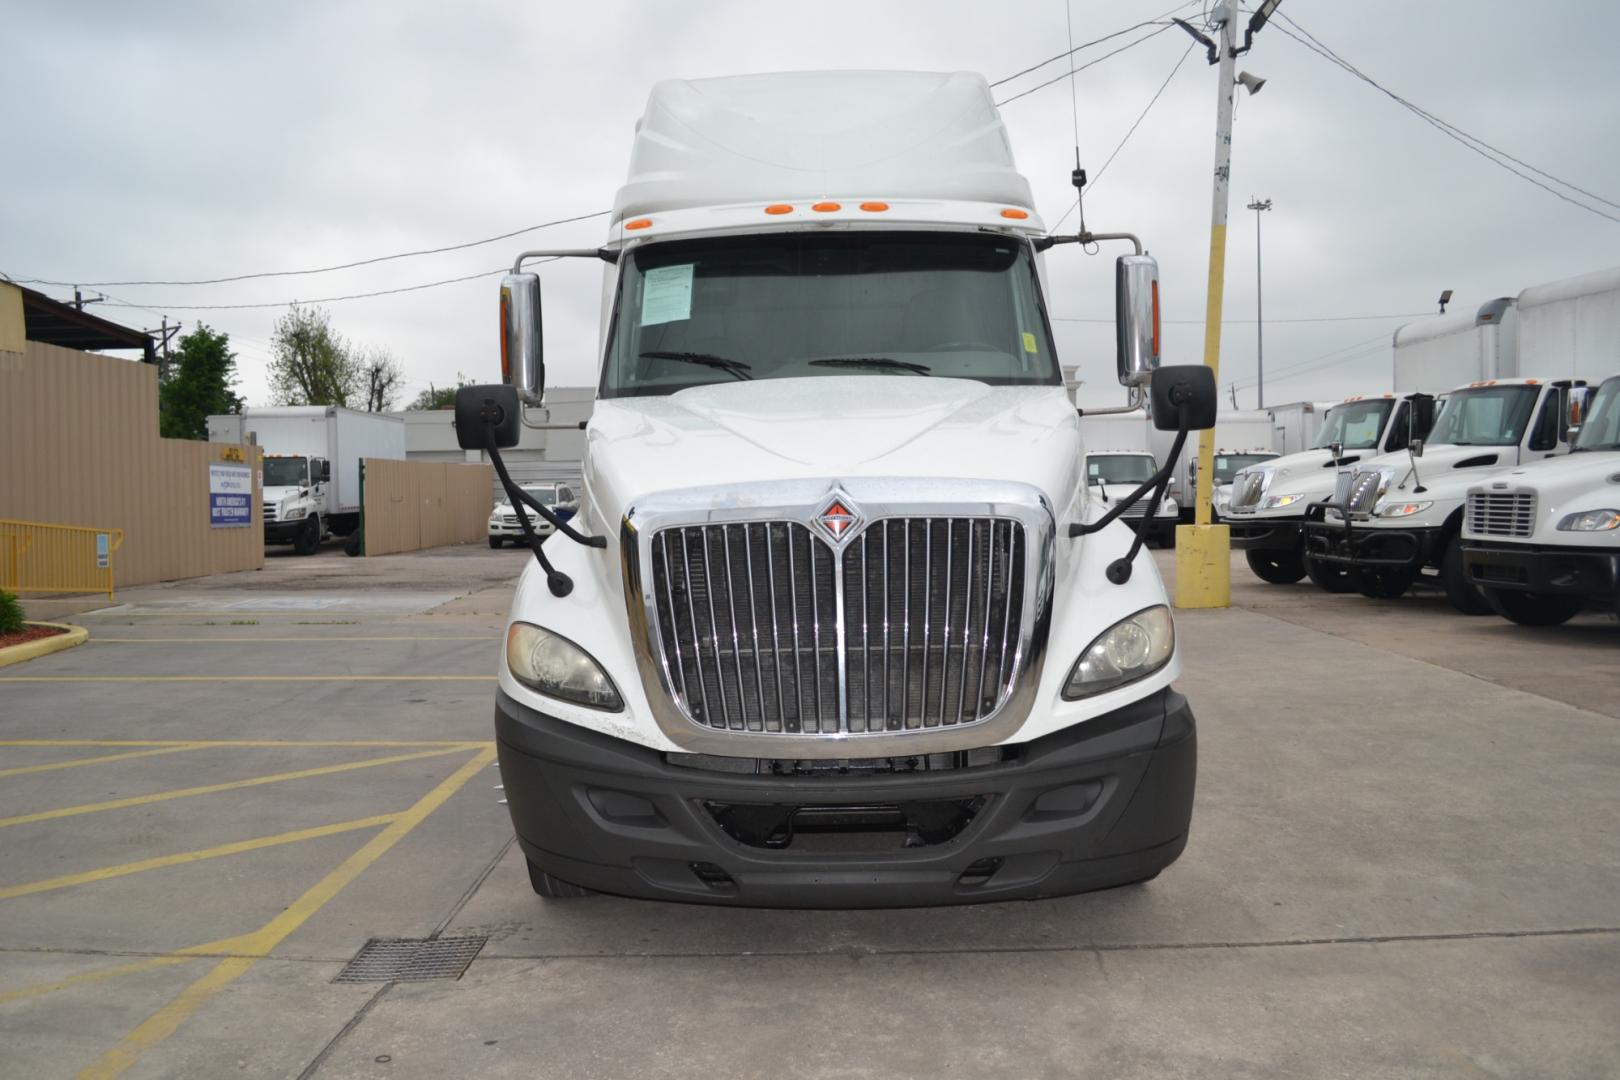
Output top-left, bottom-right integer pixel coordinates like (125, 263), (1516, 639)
(333, 936), (488, 983)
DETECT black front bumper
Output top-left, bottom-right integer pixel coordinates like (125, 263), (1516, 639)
(1463, 541), (1620, 600)
(1225, 514), (1303, 551)
(495, 688), (1196, 908)
(1302, 515), (1440, 571)
(264, 520), (303, 544)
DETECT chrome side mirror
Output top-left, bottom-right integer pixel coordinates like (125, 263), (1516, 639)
(1115, 254), (1161, 388)
(500, 272), (544, 405)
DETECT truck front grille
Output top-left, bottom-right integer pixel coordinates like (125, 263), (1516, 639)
(1345, 470), (1384, 515)
(262, 503), (277, 522)
(1467, 492), (1535, 537)
(649, 518), (1024, 736)
(1230, 471), (1264, 511)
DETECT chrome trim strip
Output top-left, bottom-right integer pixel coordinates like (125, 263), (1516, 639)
(621, 477), (1054, 759)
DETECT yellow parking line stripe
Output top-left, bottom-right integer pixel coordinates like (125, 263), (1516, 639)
(0, 747), (469, 829)
(77, 746), (495, 1079)
(0, 813), (399, 901)
(0, 675), (497, 682)
(0, 955), (197, 1007)
(0, 744), (207, 778)
(90, 636), (501, 643)
(0, 739), (488, 749)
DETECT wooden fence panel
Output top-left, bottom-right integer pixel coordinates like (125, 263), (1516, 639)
(0, 341), (263, 590)
(361, 459), (491, 556)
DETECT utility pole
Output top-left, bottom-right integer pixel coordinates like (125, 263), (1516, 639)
(1248, 197), (1272, 408)
(1172, 0), (1280, 609)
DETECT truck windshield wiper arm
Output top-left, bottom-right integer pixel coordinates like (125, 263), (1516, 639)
(639, 351), (753, 380)
(808, 357), (932, 375)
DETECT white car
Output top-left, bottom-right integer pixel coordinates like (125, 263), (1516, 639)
(1085, 450), (1179, 546)
(488, 484), (575, 547)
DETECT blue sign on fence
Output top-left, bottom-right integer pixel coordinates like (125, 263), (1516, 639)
(209, 463), (253, 529)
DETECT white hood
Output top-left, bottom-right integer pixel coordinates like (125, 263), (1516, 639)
(262, 485), (307, 505)
(1467, 451), (1620, 542)
(586, 376), (1082, 528)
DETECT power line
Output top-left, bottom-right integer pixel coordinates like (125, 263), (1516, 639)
(990, 0), (1198, 88)
(1273, 14), (1620, 227)
(1229, 330), (1394, 390)
(83, 266), (502, 311)
(995, 23), (1180, 107)
(1052, 311), (1427, 324)
(12, 210), (610, 289)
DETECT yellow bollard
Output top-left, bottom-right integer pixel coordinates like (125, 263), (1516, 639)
(1174, 523), (1231, 608)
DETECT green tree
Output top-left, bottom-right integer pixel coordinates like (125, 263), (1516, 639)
(268, 304), (356, 406)
(407, 372), (475, 410)
(158, 324), (245, 439)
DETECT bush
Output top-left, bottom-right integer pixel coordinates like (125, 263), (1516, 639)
(0, 589), (24, 634)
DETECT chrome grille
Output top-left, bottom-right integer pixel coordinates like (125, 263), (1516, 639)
(842, 519), (1023, 734)
(1345, 470), (1384, 515)
(1467, 491), (1535, 537)
(262, 503), (277, 522)
(649, 518), (1024, 736)
(1331, 471), (1354, 507)
(1230, 471), (1265, 510)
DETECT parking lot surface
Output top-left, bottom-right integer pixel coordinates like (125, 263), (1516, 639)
(2, 544), (1616, 1078)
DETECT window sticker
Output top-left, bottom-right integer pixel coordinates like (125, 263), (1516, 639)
(1022, 331), (1038, 354)
(641, 264), (694, 326)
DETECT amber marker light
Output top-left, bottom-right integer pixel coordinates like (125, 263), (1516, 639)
(859, 201), (889, 212)
(765, 204), (793, 215)
(811, 201), (841, 212)
(1000, 208), (1030, 220)
(625, 218), (653, 230)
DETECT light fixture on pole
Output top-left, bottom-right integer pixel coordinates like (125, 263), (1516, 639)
(1247, 197), (1272, 408)
(1438, 289), (1454, 314)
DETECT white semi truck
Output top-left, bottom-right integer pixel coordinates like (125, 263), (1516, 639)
(1461, 373), (1620, 625)
(208, 406), (405, 555)
(451, 71), (1219, 907)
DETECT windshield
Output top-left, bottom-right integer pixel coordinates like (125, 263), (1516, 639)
(1574, 379), (1620, 451)
(1088, 455), (1157, 485)
(1311, 400), (1393, 451)
(1214, 453), (1276, 483)
(601, 232), (1061, 397)
(1426, 385), (1539, 447)
(262, 458), (307, 487)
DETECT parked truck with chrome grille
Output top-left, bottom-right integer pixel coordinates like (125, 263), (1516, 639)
(448, 71), (1218, 907)
(1461, 373), (1620, 624)
(1303, 378), (1584, 608)
(1223, 392), (1436, 585)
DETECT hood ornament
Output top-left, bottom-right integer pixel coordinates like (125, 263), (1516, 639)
(813, 490), (862, 546)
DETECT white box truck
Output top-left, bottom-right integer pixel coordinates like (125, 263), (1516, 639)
(446, 70), (1221, 907)
(208, 406), (405, 555)
(1267, 400), (1336, 456)
(1461, 373), (1620, 624)
(1300, 268), (1620, 609)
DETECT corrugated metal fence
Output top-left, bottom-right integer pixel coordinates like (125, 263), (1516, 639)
(360, 459), (493, 556)
(0, 341), (264, 591)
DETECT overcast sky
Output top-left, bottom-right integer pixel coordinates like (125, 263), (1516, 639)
(6, 1), (1619, 410)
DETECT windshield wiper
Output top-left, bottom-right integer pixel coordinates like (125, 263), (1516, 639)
(808, 357), (932, 375)
(639, 351), (752, 380)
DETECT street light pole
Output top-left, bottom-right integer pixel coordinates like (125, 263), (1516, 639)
(1247, 197), (1271, 408)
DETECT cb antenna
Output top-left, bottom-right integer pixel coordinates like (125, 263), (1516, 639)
(1064, 0), (1088, 238)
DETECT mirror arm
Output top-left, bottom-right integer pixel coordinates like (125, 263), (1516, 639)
(1035, 232), (1144, 255)
(1068, 418), (1188, 542)
(508, 483), (605, 549)
(1077, 385), (1146, 418)
(512, 248), (618, 273)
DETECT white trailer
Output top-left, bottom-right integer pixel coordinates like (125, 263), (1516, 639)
(1392, 298), (1517, 394)
(208, 406), (405, 554)
(1266, 400), (1336, 456)
(1515, 265), (1620, 379)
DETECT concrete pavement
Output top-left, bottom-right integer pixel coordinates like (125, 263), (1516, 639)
(1, 544), (1615, 1078)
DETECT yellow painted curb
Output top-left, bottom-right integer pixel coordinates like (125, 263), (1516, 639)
(0, 622), (90, 669)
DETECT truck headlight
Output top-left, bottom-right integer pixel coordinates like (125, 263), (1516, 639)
(1557, 508), (1620, 532)
(283, 506), (306, 520)
(1263, 492), (1306, 509)
(1377, 500), (1432, 518)
(506, 622), (623, 711)
(1063, 606), (1174, 700)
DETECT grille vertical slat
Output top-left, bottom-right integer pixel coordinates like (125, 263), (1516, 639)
(650, 515), (1026, 737)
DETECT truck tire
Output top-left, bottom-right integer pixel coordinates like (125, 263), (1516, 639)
(1355, 567), (1414, 599)
(1245, 548), (1305, 585)
(1440, 535), (1493, 615)
(1158, 524), (1177, 549)
(344, 531), (362, 557)
(1303, 551), (1355, 593)
(488, 537), (503, 549)
(1483, 588), (1584, 627)
(293, 516), (321, 557)
(527, 859), (593, 899)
